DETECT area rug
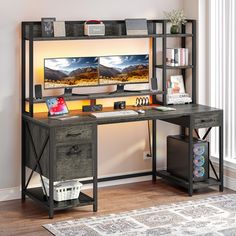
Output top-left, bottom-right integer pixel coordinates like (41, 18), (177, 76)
(43, 194), (236, 236)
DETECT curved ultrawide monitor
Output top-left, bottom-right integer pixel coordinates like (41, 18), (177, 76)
(44, 57), (99, 89)
(99, 54), (149, 85)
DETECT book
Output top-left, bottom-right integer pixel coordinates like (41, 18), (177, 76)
(166, 48), (189, 66)
(125, 19), (148, 35)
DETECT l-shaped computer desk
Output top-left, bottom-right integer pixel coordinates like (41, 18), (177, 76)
(22, 103), (223, 218)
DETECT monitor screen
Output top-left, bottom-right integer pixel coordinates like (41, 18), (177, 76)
(45, 97), (69, 116)
(44, 57), (99, 89)
(99, 54), (149, 85)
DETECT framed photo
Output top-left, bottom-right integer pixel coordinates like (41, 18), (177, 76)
(53, 21), (66, 37)
(41, 17), (56, 37)
(168, 75), (185, 94)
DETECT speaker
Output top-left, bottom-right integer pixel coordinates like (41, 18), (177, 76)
(82, 104), (103, 112)
(151, 78), (158, 91)
(167, 135), (209, 182)
(34, 84), (42, 99)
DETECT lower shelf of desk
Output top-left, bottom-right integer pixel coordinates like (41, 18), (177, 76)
(157, 170), (220, 190)
(25, 188), (94, 210)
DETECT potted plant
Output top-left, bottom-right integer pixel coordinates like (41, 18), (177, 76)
(164, 9), (187, 34)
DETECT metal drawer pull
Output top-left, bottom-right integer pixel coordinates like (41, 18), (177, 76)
(66, 132), (82, 137)
(201, 119), (215, 123)
(67, 145), (81, 156)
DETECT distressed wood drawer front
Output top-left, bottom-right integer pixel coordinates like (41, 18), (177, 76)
(194, 113), (221, 128)
(56, 143), (93, 181)
(55, 125), (93, 143)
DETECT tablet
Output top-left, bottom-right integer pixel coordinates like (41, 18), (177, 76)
(45, 97), (69, 116)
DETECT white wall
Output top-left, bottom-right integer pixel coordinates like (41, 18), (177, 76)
(0, 0), (183, 199)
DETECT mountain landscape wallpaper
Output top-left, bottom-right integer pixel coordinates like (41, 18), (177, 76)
(99, 55), (149, 85)
(44, 57), (99, 89)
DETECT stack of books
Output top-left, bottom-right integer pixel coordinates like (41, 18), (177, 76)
(166, 75), (192, 105)
(166, 48), (189, 66)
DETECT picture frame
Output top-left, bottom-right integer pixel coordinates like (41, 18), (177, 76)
(168, 75), (185, 94)
(53, 21), (66, 37)
(41, 17), (56, 37)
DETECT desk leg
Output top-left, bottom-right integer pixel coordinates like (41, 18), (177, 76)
(219, 124), (224, 192)
(188, 118), (193, 196)
(152, 120), (157, 182)
(49, 128), (55, 219)
(93, 125), (98, 212)
(21, 120), (26, 201)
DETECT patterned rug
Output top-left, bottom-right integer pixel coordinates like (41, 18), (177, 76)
(43, 194), (236, 236)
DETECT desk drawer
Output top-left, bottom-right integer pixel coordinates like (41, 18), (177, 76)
(56, 125), (93, 143)
(56, 143), (93, 181)
(194, 113), (221, 128)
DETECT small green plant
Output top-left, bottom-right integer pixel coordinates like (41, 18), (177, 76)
(164, 9), (187, 26)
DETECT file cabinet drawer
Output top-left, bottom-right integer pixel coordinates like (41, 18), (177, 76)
(194, 113), (221, 128)
(55, 125), (93, 143)
(56, 143), (93, 181)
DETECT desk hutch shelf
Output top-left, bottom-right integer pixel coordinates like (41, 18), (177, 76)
(22, 19), (196, 116)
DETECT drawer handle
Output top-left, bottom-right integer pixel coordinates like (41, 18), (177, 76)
(67, 145), (81, 156)
(201, 119), (214, 123)
(66, 132), (82, 137)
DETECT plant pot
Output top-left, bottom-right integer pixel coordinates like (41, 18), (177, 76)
(170, 25), (180, 34)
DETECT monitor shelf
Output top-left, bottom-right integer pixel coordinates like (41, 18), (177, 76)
(25, 90), (164, 104)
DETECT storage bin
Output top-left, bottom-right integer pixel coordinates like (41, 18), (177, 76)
(42, 177), (83, 201)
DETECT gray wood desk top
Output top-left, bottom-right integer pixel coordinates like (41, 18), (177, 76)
(22, 104), (223, 128)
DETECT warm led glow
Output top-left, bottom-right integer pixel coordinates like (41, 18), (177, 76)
(25, 100), (90, 113)
(25, 38), (152, 114)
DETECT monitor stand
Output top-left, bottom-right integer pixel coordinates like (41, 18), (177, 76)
(63, 88), (87, 97)
(109, 84), (142, 95)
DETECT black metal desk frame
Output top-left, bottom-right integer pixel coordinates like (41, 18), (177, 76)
(22, 104), (223, 218)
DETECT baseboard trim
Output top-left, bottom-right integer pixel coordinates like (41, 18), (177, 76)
(83, 175), (153, 190)
(224, 176), (236, 191)
(0, 174), (234, 202)
(0, 175), (153, 202)
(0, 186), (21, 201)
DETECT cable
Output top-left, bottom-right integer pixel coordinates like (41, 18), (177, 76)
(147, 120), (152, 157)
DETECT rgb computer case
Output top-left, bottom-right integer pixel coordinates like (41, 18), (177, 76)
(167, 135), (209, 182)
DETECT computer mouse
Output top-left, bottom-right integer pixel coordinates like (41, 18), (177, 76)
(137, 109), (145, 114)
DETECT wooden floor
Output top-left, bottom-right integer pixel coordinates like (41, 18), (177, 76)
(0, 180), (234, 236)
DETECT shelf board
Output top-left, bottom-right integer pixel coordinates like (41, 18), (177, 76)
(156, 65), (194, 69)
(164, 33), (193, 38)
(25, 187), (94, 210)
(157, 170), (220, 190)
(24, 34), (194, 41)
(24, 34), (161, 41)
(25, 90), (164, 104)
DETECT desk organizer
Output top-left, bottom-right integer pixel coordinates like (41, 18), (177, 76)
(42, 177), (83, 201)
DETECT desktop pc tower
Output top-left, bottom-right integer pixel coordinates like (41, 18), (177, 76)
(167, 135), (209, 182)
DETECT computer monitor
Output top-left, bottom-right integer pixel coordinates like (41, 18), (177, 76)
(44, 57), (99, 95)
(99, 54), (149, 93)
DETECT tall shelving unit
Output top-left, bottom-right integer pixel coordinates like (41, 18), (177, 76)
(153, 20), (196, 105)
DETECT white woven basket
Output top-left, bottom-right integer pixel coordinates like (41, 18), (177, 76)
(41, 177), (83, 201)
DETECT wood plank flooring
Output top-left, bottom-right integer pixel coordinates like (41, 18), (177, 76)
(0, 180), (234, 236)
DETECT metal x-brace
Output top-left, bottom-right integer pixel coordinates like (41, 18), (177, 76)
(194, 128), (219, 181)
(24, 122), (50, 202)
